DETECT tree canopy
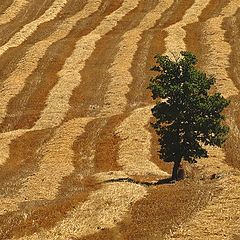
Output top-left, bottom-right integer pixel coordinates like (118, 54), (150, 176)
(148, 51), (230, 180)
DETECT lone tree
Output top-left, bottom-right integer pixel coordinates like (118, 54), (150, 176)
(148, 51), (230, 181)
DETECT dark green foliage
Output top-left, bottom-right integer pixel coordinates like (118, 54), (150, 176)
(148, 51), (230, 179)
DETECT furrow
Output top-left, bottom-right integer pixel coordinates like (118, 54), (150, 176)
(224, 9), (240, 90)
(92, 116), (124, 176)
(164, 0), (211, 56)
(0, 0), (29, 26)
(1, 0), (122, 131)
(19, 117), (92, 201)
(0, 0), (86, 84)
(0, 0), (102, 125)
(34, 0), (141, 129)
(201, 0), (239, 98)
(0, 0), (120, 189)
(0, 0), (69, 56)
(128, 0), (197, 178)
(126, 0), (196, 109)
(0, 0), (102, 177)
(0, 117), (92, 215)
(98, 0), (174, 117)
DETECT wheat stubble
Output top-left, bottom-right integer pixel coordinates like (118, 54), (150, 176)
(0, 0), (29, 26)
(34, 0), (141, 129)
(98, 0), (174, 117)
(0, 0), (102, 126)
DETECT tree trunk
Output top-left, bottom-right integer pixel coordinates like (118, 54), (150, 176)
(172, 159), (181, 181)
(172, 126), (181, 181)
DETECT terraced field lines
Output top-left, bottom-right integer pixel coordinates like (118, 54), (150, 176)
(34, 0), (140, 129)
(0, 0), (68, 56)
(99, 0), (174, 117)
(0, 0), (29, 26)
(116, 106), (169, 177)
(0, 117), (92, 215)
(174, 2), (240, 234)
(202, 0), (239, 98)
(0, 0), (102, 125)
(167, 3), (240, 236)
(19, 183), (147, 240)
(20, 117), (92, 200)
(17, 107), (169, 239)
(164, 0), (210, 56)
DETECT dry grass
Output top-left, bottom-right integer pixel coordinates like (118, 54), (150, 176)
(0, 0), (68, 56)
(0, 0), (240, 239)
(224, 93), (240, 171)
(116, 106), (169, 177)
(0, 129), (28, 165)
(99, 0), (174, 117)
(16, 182), (147, 240)
(165, 1), (240, 238)
(201, 0), (239, 98)
(0, 176), (97, 240)
(11, 104), (170, 239)
(164, 0), (211, 56)
(0, 0), (29, 26)
(0, 0), (102, 125)
(163, 114), (240, 239)
(223, 8), (240, 170)
(168, 174), (240, 239)
(0, 117), (91, 215)
(34, 0), (139, 129)
(120, 179), (214, 240)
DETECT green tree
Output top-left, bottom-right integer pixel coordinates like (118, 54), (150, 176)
(148, 51), (230, 181)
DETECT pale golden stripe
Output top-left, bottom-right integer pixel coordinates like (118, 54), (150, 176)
(201, 1), (239, 98)
(0, 0), (68, 56)
(18, 183), (147, 240)
(0, 0), (29, 26)
(0, 0), (102, 125)
(34, 0), (141, 130)
(164, 0), (211, 56)
(0, 117), (92, 214)
(116, 106), (169, 177)
(99, 0), (174, 117)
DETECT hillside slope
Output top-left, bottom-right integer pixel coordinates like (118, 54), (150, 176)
(0, 0), (239, 239)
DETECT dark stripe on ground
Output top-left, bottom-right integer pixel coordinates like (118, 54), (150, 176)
(65, 0), (159, 119)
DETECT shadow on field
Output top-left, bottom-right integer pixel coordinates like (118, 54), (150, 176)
(102, 177), (175, 186)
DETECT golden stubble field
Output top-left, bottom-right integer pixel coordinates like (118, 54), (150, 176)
(0, 0), (239, 239)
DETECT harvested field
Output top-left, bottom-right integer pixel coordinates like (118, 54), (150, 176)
(0, 0), (239, 239)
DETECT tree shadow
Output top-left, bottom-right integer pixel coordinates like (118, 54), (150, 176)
(102, 177), (175, 187)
